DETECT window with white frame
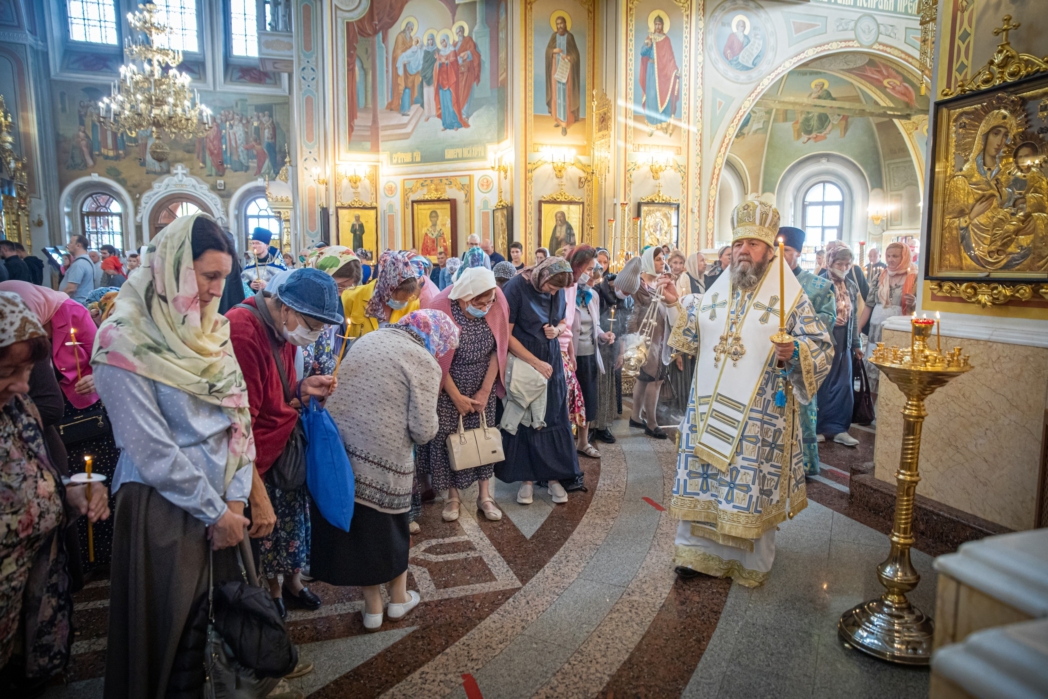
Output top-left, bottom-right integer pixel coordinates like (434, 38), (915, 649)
(230, 0), (259, 57)
(243, 195), (281, 246)
(67, 0), (119, 45)
(153, 0), (200, 53)
(81, 193), (124, 250)
(803, 182), (844, 247)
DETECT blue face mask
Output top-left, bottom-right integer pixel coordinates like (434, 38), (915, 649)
(387, 298), (408, 310)
(466, 304), (489, 318)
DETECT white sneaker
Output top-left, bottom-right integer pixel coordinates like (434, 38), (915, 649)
(387, 590), (421, 620)
(834, 432), (859, 447)
(816, 434), (826, 443)
(548, 481), (568, 504)
(362, 609), (383, 631)
(517, 482), (534, 505)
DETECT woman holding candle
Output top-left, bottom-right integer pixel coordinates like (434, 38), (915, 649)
(627, 246), (677, 439)
(816, 246), (863, 447)
(0, 291), (109, 696)
(858, 241), (918, 393)
(0, 280), (118, 569)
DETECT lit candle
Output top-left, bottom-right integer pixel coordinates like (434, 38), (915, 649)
(935, 311), (941, 353)
(777, 237), (785, 333)
(331, 334), (351, 381)
(84, 455), (95, 563)
(67, 328), (83, 382)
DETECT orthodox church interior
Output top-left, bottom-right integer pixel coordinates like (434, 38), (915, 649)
(2, 0), (1048, 697)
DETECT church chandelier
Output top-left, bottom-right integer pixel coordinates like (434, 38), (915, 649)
(99, 3), (212, 162)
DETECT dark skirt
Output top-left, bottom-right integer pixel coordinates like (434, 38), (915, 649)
(494, 333), (580, 483)
(594, 342), (618, 430)
(258, 482), (311, 577)
(816, 324), (854, 435)
(104, 483), (239, 699)
(575, 353), (599, 422)
(64, 399), (119, 569)
(309, 501), (410, 587)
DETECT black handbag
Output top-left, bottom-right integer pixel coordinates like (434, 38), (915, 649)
(851, 355), (875, 426)
(234, 302), (307, 491)
(57, 400), (111, 444)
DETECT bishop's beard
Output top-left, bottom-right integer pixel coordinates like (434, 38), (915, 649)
(731, 254), (771, 291)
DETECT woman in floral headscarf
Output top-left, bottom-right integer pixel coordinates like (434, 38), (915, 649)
(0, 292), (109, 696)
(858, 241), (917, 393)
(342, 250), (420, 338)
(494, 256), (581, 506)
(91, 214), (254, 698)
(318, 310), (457, 631)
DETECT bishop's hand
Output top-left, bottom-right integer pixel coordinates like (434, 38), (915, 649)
(773, 341), (794, 364)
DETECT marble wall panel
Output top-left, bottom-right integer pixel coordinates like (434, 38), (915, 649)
(873, 329), (1048, 531)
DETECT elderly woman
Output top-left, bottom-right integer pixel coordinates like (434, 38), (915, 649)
(92, 214), (255, 697)
(628, 246), (676, 439)
(677, 252), (706, 297)
(858, 241), (917, 393)
(560, 246), (598, 442)
(0, 292), (109, 696)
(492, 261), (517, 288)
(0, 280), (116, 569)
(534, 247), (549, 263)
(570, 252), (607, 458)
(342, 251), (419, 338)
(495, 257), (580, 505)
(317, 310), (457, 630)
(591, 258), (638, 443)
(817, 246), (862, 447)
(419, 268), (508, 522)
(666, 249), (686, 279)
(705, 245), (730, 288)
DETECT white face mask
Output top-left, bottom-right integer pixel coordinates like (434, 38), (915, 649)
(283, 312), (323, 346)
(387, 298), (408, 310)
(614, 288), (628, 300)
(577, 272), (590, 286)
(830, 266), (848, 280)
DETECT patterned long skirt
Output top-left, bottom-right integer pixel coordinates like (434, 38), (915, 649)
(259, 482), (311, 577)
(564, 351), (587, 429)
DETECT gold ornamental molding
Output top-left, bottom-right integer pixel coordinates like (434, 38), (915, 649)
(929, 281), (1038, 308)
(542, 188), (583, 203)
(941, 16), (1048, 98)
(639, 190), (678, 204)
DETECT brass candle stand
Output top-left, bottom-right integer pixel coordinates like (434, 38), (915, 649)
(838, 319), (971, 665)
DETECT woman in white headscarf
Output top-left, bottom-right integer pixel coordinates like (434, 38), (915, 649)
(626, 246), (676, 439)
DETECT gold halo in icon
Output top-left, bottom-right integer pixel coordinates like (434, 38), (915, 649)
(452, 20), (469, 37)
(550, 10), (572, 31)
(648, 10), (670, 33)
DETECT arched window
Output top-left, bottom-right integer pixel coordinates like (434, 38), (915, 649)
(230, 0), (259, 57)
(153, 0), (199, 53)
(803, 182), (844, 247)
(81, 193), (124, 250)
(243, 196), (281, 246)
(155, 199), (202, 233)
(67, 0), (119, 44)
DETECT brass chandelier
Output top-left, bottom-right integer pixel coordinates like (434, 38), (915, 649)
(99, 3), (212, 162)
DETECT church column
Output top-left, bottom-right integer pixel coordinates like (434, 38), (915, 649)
(472, 0), (491, 99)
(292, 0), (325, 250)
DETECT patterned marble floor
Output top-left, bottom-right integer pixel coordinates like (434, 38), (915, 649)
(43, 417), (934, 699)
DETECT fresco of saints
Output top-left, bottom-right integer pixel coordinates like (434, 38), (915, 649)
(388, 19), (421, 112)
(68, 125), (94, 170)
(454, 24), (482, 118)
(436, 33), (470, 131)
(420, 32), (439, 121)
(547, 210), (576, 252)
(421, 209), (450, 258)
(639, 13), (679, 136)
(795, 79), (846, 143)
(396, 38), (425, 115)
(942, 109), (1029, 271)
(722, 14), (763, 71)
(545, 12), (581, 136)
(350, 213), (366, 251)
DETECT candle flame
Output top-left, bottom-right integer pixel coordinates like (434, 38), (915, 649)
(936, 311), (941, 320)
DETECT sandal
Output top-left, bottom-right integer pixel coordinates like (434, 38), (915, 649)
(577, 443), (601, 458)
(442, 498), (461, 522)
(477, 497), (503, 521)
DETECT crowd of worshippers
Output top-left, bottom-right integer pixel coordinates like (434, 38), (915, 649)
(0, 210), (918, 696)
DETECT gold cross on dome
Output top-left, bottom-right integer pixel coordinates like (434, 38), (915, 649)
(993, 15), (1020, 44)
(701, 293), (727, 321)
(753, 296), (780, 325)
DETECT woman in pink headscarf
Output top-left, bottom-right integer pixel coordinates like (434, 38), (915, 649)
(857, 241), (918, 392)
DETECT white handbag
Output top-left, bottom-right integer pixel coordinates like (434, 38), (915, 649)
(446, 415), (504, 471)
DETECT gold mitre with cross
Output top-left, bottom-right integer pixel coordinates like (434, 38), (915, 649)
(731, 199), (780, 247)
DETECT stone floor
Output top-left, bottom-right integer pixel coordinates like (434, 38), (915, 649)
(43, 418), (936, 698)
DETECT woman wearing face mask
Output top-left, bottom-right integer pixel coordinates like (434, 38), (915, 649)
(226, 267), (343, 619)
(857, 241), (917, 394)
(628, 246), (676, 439)
(495, 256), (580, 505)
(342, 251), (419, 338)
(303, 246), (361, 377)
(558, 246), (597, 450)
(568, 248), (607, 459)
(591, 258), (639, 443)
(418, 267), (509, 522)
(816, 246), (862, 447)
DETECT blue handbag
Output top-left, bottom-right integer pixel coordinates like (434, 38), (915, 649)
(302, 398), (355, 532)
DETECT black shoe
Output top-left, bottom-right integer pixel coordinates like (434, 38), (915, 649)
(283, 585), (322, 611)
(272, 596), (287, 620)
(591, 428), (616, 444)
(628, 419), (646, 429)
(644, 425), (668, 439)
(675, 566), (702, 580)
